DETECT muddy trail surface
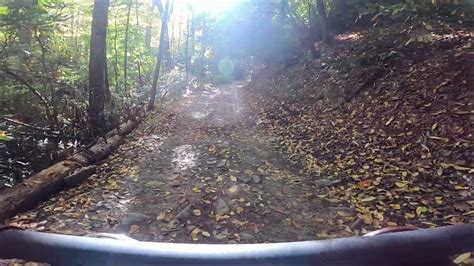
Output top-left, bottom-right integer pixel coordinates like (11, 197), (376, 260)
(8, 81), (337, 243)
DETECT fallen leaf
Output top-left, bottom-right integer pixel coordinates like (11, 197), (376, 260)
(360, 196), (377, 202)
(453, 252), (471, 264)
(416, 206), (428, 216)
(385, 117), (394, 126)
(191, 228), (201, 240)
(129, 224), (140, 234)
(156, 213), (166, 221)
(269, 205), (289, 215)
(395, 182), (407, 188)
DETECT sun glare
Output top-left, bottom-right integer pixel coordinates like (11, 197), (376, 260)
(176, 0), (240, 14)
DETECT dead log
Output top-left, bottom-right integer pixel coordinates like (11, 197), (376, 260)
(0, 117), (141, 221)
(64, 166), (97, 188)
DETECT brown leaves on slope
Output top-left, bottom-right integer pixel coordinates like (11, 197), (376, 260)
(244, 25), (473, 234)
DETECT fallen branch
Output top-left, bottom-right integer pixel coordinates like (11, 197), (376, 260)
(1, 117), (59, 136)
(0, 115), (143, 221)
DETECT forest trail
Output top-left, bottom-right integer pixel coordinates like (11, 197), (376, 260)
(8, 81), (335, 243)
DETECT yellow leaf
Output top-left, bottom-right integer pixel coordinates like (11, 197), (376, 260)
(421, 222), (437, 227)
(192, 187), (201, 193)
(230, 175), (237, 182)
(156, 212), (166, 221)
(202, 231), (211, 237)
(440, 163), (472, 172)
(236, 207), (244, 214)
(405, 213), (416, 219)
(436, 168), (443, 176)
(395, 182), (407, 188)
(463, 210), (474, 216)
(390, 204), (401, 210)
(360, 213), (373, 225)
(416, 206), (428, 216)
(129, 224), (140, 234)
(193, 209), (202, 216)
(215, 214), (230, 222)
(191, 228), (201, 240)
(453, 252), (471, 264)
(360, 196), (377, 202)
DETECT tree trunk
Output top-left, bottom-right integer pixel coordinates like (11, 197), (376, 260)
(135, 0), (143, 87)
(88, 0), (110, 137)
(163, 27), (172, 69)
(147, 0), (172, 111)
(185, 14), (190, 83)
(113, 10), (120, 93)
(123, 0), (132, 96)
(190, 9), (195, 64)
(316, 0), (329, 43)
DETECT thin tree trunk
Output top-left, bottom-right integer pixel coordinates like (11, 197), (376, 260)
(135, 0), (143, 86)
(147, 0), (172, 111)
(190, 10), (195, 66)
(113, 10), (119, 93)
(35, 33), (59, 132)
(163, 28), (172, 69)
(177, 11), (182, 57)
(316, 0), (329, 43)
(185, 14), (189, 83)
(88, 0), (110, 136)
(123, 0), (132, 96)
(70, 12), (75, 48)
(199, 23), (206, 78)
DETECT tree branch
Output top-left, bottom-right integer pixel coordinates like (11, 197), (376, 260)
(1, 117), (59, 136)
(1, 68), (51, 109)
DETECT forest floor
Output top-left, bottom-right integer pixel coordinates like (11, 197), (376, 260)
(8, 81), (341, 243)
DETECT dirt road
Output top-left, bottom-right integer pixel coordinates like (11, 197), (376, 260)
(8, 82), (340, 243)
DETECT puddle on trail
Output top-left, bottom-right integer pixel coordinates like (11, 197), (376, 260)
(171, 144), (198, 171)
